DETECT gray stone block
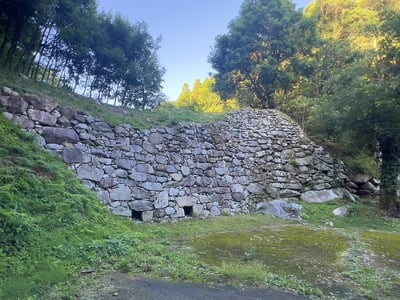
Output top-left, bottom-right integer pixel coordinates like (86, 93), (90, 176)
(130, 200), (153, 212)
(62, 149), (91, 163)
(177, 196), (197, 207)
(110, 185), (131, 201)
(77, 166), (104, 182)
(43, 127), (79, 144)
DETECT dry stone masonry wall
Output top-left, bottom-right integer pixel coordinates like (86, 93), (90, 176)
(1, 87), (357, 221)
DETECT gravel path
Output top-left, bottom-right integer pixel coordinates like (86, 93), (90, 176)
(93, 273), (310, 300)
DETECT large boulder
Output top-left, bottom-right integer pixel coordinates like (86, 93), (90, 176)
(154, 191), (169, 209)
(177, 196), (197, 207)
(131, 187), (151, 200)
(142, 182), (163, 191)
(28, 109), (57, 126)
(351, 174), (371, 184)
(0, 96), (28, 114)
(116, 158), (135, 170)
(11, 115), (34, 128)
(112, 206), (131, 217)
(24, 95), (58, 112)
(59, 106), (77, 120)
(148, 132), (164, 144)
(192, 204), (205, 217)
(42, 127), (79, 144)
(257, 199), (303, 220)
(1, 86), (19, 96)
(300, 189), (344, 203)
(91, 121), (113, 133)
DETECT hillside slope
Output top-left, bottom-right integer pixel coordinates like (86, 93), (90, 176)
(0, 114), (141, 298)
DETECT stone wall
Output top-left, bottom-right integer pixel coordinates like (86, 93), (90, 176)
(1, 87), (354, 221)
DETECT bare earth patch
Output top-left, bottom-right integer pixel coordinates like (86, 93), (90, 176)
(81, 273), (310, 300)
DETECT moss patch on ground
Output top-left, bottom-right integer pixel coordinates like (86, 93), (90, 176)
(362, 231), (400, 270)
(192, 225), (349, 293)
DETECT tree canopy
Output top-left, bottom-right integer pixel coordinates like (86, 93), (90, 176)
(174, 78), (238, 113)
(0, 0), (165, 108)
(283, 1), (400, 216)
(209, 0), (316, 109)
(318, 11), (400, 216)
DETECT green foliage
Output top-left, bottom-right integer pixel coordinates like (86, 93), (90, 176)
(345, 152), (380, 178)
(0, 0), (165, 108)
(301, 199), (400, 231)
(0, 210), (38, 254)
(0, 68), (226, 129)
(278, 2), (400, 216)
(174, 77), (239, 113)
(305, 0), (400, 51)
(210, 0), (317, 108)
(2, 1), (400, 297)
(0, 115), (141, 298)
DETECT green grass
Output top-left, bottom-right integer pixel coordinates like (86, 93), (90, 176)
(0, 114), (146, 299)
(301, 199), (400, 231)
(362, 231), (400, 270)
(0, 68), (226, 128)
(193, 225), (348, 295)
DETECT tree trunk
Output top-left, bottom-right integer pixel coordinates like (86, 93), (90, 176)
(15, 25), (41, 72)
(267, 97), (275, 109)
(4, 14), (28, 68)
(57, 57), (70, 88)
(0, 17), (12, 57)
(31, 24), (54, 79)
(379, 140), (400, 217)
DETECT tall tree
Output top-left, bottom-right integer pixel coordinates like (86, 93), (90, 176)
(368, 11), (400, 216)
(0, 0), (165, 108)
(90, 15), (164, 108)
(0, 0), (40, 67)
(301, 11), (400, 217)
(305, 0), (400, 51)
(209, 0), (316, 109)
(174, 78), (238, 113)
(277, 40), (361, 129)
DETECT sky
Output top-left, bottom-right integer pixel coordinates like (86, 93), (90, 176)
(97, 0), (312, 101)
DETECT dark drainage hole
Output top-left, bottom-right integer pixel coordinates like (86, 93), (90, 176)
(183, 206), (193, 217)
(132, 210), (143, 221)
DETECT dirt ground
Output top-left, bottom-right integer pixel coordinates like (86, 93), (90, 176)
(82, 273), (310, 300)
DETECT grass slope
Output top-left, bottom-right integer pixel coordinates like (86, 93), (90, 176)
(0, 69), (226, 128)
(0, 114), (143, 298)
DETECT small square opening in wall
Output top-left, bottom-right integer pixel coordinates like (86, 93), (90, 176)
(131, 210), (143, 221)
(183, 206), (193, 217)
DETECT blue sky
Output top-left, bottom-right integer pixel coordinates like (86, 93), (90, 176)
(97, 0), (312, 101)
